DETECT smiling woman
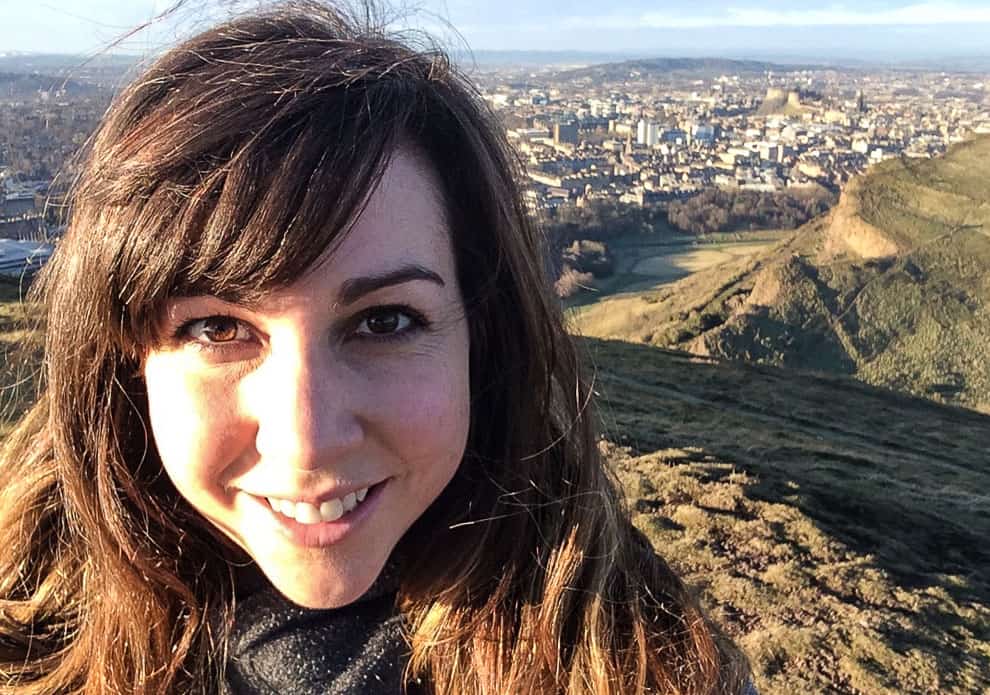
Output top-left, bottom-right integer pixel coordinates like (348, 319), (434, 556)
(0, 2), (751, 694)
(143, 150), (472, 610)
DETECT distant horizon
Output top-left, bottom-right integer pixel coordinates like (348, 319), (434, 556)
(2, 48), (989, 74)
(1, 2), (990, 65)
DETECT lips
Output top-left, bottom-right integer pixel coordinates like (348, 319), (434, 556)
(251, 480), (388, 548)
(266, 486), (370, 524)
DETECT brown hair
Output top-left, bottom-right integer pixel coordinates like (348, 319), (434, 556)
(0, 2), (750, 692)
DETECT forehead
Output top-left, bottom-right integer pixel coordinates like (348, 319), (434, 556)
(339, 148), (451, 265)
(267, 149), (455, 306)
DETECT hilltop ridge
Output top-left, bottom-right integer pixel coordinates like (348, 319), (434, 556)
(574, 136), (990, 411)
(552, 57), (809, 82)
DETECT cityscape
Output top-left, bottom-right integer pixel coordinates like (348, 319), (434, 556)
(477, 59), (989, 210)
(2, 52), (989, 279)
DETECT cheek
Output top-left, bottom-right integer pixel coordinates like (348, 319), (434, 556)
(387, 364), (469, 449)
(370, 342), (471, 473)
(143, 356), (244, 495)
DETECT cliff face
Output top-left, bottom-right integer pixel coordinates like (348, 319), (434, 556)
(820, 177), (902, 260)
(574, 136), (990, 411)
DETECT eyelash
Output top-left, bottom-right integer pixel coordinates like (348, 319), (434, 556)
(171, 304), (430, 354)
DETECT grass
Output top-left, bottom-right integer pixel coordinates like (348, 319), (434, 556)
(563, 231), (788, 312)
(0, 284), (986, 693)
(0, 279), (43, 437)
(586, 338), (990, 694)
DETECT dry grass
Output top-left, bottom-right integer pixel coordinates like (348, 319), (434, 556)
(0, 280), (43, 436)
(586, 339), (989, 694)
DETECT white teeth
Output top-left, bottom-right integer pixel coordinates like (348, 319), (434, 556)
(266, 485), (374, 524)
(295, 502), (322, 525)
(319, 498), (344, 522)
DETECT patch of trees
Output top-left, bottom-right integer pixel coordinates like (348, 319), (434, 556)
(667, 188), (835, 235)
(545, 199), (672, 248)
(554, 266), (596, 298)
(542, 199), (678, 297)
(553, 240), (615, 298)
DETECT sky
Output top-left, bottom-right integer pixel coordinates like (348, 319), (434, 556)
(1, 1), (989, 62)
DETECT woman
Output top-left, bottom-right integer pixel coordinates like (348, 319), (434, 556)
(0, 2), (752, 693)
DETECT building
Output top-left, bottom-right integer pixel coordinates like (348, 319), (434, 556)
(691, 123), (719, 144)
(554, 122), (579, 145)
(636, 119), (660, 147)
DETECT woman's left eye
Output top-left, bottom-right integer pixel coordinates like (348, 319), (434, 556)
(353, 306), (420, 338)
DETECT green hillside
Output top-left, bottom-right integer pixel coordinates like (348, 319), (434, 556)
(0, 282), (41, 436)
(573, 136), (990, 411)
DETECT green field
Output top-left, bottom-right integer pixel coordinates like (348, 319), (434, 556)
(564, 230), (790, 311)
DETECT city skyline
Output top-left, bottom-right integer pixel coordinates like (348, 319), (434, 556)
(1, 1), (989, 61)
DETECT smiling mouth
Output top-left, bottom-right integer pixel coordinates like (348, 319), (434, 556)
(265, 486), (372, 525)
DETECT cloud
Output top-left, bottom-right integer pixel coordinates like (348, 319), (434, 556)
(563, 3), (990, 30)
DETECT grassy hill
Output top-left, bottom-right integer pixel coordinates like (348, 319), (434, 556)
(552, 57), (798, 83)
(0, 282), (41, 436)
(573, 136), (990, 412)
(1, 272), (987, 692)
(586, 339), (989, 694)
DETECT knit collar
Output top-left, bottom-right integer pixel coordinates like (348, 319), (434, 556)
(222, 560), (408, 695)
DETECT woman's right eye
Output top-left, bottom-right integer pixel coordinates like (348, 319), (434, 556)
(179, 316), (253, 345)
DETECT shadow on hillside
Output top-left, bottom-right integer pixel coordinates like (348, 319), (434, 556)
(581, 337), (990, 612)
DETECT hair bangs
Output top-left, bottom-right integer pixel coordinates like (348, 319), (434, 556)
(174, 96), (400, 299)
(120, 84), (414, 350)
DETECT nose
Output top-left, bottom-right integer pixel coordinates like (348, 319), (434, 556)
(241, 340), (364, 472)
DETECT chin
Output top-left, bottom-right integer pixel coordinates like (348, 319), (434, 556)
(258, 553), (389, 609)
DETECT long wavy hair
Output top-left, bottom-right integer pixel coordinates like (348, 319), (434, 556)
(0, 2), (750, 693)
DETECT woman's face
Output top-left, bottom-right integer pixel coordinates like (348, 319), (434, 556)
(142, 150), (471, 608)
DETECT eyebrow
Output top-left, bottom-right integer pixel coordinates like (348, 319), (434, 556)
(338, 264), (446, 305)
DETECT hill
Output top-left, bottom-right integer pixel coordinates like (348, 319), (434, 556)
(587, 339), (989, 694)
(0, 72), (97, 97)
(553, 57), (794, 82)
(0, 55), (135, 95)
(573, 136), (990, 411)
(0, 286), (987, 693)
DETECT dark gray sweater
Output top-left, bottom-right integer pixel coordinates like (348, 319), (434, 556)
(221, 569), (414, 695)
(220, 570), (758, 695)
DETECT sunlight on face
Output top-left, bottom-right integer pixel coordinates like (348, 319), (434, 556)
(142, 150), (471, 608)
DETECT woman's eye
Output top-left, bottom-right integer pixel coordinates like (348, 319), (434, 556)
(182, 316), (252, 344)
(354, 307), (415, 337)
